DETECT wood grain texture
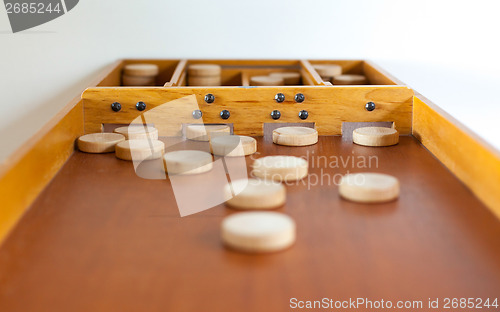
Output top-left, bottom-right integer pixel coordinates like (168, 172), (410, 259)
(82, 86), (414, 136)
(413, 95), (500, 219)
(363, 60), (404, 85)
(97, 60), (124, 86)
(0, 99), (83, 246)
(0, 60), (123, 246)
(0, 137), (499, 312)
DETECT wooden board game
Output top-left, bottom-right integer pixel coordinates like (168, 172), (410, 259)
(0, 59), (499, 312)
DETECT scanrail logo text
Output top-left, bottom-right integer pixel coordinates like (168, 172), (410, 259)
(4, 0), (78, 33)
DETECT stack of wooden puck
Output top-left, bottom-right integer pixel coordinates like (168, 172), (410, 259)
(313, 64), (342, 82)
(250, 72), (301, 86)
(187, 64), (222, 86)
(122, 64), (159, 86)
(313, 64), (368, 85)
(333, 74), (368, 85)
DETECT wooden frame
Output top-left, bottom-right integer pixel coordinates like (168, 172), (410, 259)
(0, 59), (499, 246)
(82, 86), (414, 136)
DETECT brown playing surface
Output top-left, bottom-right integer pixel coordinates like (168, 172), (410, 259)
(0, 136), (499, 312)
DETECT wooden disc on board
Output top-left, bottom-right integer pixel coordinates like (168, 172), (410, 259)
(313, 64), (342, 79)
(224, 179), (286, 210)
(269, 72), (301, 85)
(77, 133), (125, 153)
(332, 74), (367, 85)
(252, 156), (308, 182)
(115, 140), (165, 161)
(353, 127), (399, 147)
(210, 135), (257, 157)
(187, 76), (222, 86)
(187, 64), (222, 76)
(114, 126), (159, 140)
(339, 173), (400, 203)
(272, 126), (318, 146)
(122, 75), (156, 86)
(163, 150), (213, 175)
(221, 211), (296, 253)
(186, 124), (230, 142)
(250, 75), (284, 86)
(123, 64), (159, 77)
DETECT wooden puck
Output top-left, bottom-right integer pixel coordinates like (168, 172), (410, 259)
(224, 179), (286, 210)
(123, 64), (159, 77)
(250, 75), (284, 86)
(272, 126), (318, 146)
(210, 135), (257, 156)
(187, 76), (222, 86)
(163, 150), (213, 175)
(115, 139), (165, 161)
(186, 124), (230, 141)
(252, 156), (308, 182)
(313, 64), (342, 79)
(353, 127), (399, 147)
(187, 64), (222, 77)
(221, 211), (296, 253)
(269, 72), (301, 85)
(332, 74), (367, 85)
(77, 133), (125, 153)
(114, 126), (159, 140)
(122, 75), (156, 86)
(339, 173), (400, 203)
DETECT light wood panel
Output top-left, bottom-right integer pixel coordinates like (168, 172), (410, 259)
(82, 86), (414, 136)
(97, 60), (124, 86)
(363, 60), (404, 85)
(413, 95), (500, 219)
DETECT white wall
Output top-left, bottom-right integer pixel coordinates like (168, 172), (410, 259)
(1, 0), (499, 160)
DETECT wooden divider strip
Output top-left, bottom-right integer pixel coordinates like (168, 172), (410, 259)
(167, 59), (188, 87)
(299, 60), (328, 86)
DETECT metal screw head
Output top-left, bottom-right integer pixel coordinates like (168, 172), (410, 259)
(365, 101), (376, 111)
(270, 110), (281, 120)
(111, 102), (121, 112)
(295, 93), (305, 103)
(220, 110), (230, 120)
(136, 101), (147, 111)
(298, 110), (309, 120)
(274, 93), (285, 103)
(192, 110), (203, 119)
(204, 93), (215, 104)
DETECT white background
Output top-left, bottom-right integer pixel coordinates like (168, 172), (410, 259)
(1, 0), (499, 160)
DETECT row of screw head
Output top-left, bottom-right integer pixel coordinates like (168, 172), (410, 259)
(111, 101), (146, 112)
(192, 109), (309, 120)
(111, 101), (376, 113)
(204, 93), (305, 104)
